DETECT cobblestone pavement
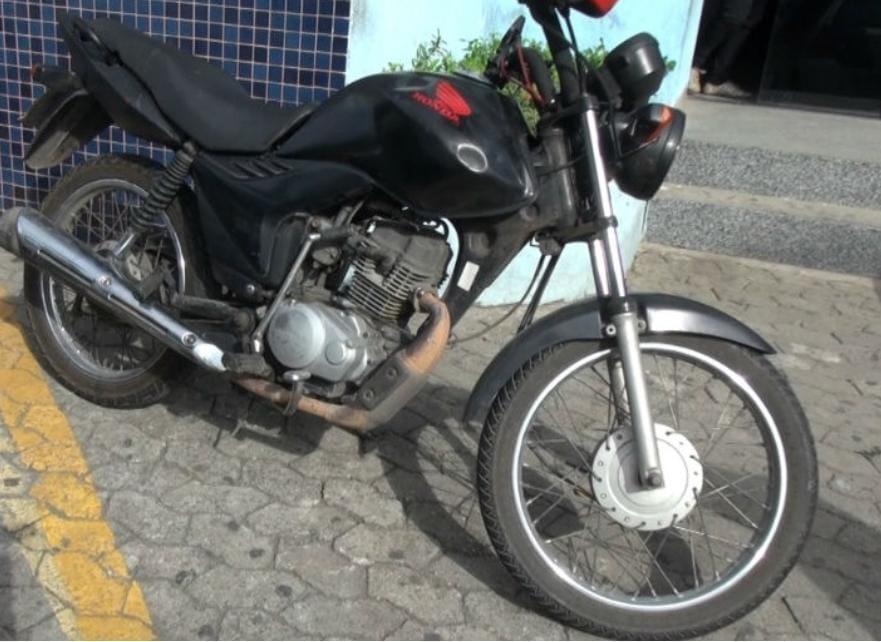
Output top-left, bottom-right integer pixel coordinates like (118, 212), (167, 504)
(1, 243), (879, 640)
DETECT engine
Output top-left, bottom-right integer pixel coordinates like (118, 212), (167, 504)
(266, 219), (451, 385)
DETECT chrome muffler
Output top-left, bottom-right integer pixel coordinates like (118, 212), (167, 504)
(0, 206), (228, 372)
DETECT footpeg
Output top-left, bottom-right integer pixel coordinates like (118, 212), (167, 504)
(222, 353), (274, 379)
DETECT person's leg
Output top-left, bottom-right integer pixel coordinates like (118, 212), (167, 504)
(693, 3), (730, 69)
(702, 0), (755, 86)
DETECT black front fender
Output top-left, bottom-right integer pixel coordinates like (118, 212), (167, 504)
(463, 293), (774, 427)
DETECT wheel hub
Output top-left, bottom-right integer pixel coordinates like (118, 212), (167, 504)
(592, 424), (703, 531)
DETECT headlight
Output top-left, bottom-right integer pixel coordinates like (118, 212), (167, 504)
(599, 33), (667, 110)
(611, 103), (686, 200)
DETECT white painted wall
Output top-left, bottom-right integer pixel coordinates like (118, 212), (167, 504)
(348, 0), (703, 304)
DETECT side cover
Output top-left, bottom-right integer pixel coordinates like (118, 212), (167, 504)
(191, 154), (372, 288)
(463, 293), (775, 427)
(279, 73), (537, 218)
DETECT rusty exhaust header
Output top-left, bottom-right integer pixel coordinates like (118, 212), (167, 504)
(235, 290), (451, 432)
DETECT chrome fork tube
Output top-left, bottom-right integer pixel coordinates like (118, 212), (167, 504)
(583, 108), (663, 488)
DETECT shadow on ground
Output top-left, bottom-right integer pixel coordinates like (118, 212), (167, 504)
(0, 540), (12, 639)
(3, 289), (878, 636)
(163, 371), (881, 637)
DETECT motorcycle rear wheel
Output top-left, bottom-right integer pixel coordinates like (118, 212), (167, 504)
(477, 336), (817, 639)
(23, 156), (206, 408)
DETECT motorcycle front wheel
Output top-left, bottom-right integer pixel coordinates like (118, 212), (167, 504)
(477, 336), (817, 639)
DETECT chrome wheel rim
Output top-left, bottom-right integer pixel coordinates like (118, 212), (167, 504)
(512, 342), (787, 612)
(39, 179), (185, 379)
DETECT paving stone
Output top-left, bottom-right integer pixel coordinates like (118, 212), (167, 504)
(464, 590), (567, 640)
(13, 613), (67, 641)
(838, 584), (881, 625)
(86, 422), (165, 464)
(106, 490), (189, 545)
(291, 448), (387, 483)
(828, 473), (877, 501)
(139, 580), (222, 641)
(0, 586), (62, 632)
(837, 522), (881, 555)
(281, 595), (408, 639)
(0, 537), (41, 588)
(372, 467), (473, 506)
(164, 440), (243, 485)
(406, 494), (488, 551)
(187, 513), (276, 570)
(87, 460), (156, 492)
(213, 429), (308, 464)
(219, 609), (307, 641)
(368, 564), (464, 625)
(241, 460), (323, 506)
(335, 524), (441, 568)
(277, 541), (366, 599)
(119, 540), (216, 584)
(246, 503), (357, 542)
(188, 566), (306, 614)
(425, 552), (518, 596)
(785, 596), (875, 640)
(309, 422), (362, 453)
(137, 461), (196, 496)
(160, 481), (270, 521)
(323, 478), (405, 527)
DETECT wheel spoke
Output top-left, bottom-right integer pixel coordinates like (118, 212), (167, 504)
(41, 182), (182, 379)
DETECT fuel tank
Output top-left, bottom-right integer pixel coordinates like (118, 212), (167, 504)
(277, 73), (537, 218)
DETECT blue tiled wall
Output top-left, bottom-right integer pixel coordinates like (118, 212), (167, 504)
(0, 0), (351, 209)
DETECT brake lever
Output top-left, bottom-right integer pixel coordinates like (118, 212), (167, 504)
(485, 15), (527, 88)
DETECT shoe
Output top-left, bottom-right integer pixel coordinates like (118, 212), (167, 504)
(688, 68), (703, 94)
(701, 81), (752, 100)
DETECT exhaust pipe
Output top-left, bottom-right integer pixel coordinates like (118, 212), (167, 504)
(0, 206), (227, 372)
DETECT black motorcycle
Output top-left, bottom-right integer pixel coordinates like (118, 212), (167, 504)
(0, 0), (817, 637)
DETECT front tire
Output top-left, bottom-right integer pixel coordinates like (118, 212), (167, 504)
(477, 336), (817, 639)
(23, 156), (205, 409)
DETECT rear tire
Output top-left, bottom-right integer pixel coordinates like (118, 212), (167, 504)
(477, 336), (817, 639)
(23, 156), (206, 409)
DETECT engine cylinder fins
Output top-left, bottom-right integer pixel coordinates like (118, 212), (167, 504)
(346, 223), (451, 323)
(235, 290), (451, 432)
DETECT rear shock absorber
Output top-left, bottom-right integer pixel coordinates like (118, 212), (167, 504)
(130, 141), (198, 232)
(111, 141), (198, 295)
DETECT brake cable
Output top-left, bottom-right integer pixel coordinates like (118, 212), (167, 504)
(448, 254), (549, 346)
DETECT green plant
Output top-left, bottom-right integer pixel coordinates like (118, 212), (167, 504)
(386, 30), (675, 129)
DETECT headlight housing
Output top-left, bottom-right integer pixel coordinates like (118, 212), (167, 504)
(610, 103), (686, 200)
(596, 33), (667, 111)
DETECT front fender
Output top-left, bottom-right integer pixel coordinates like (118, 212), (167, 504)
(463, 293), (774, 427)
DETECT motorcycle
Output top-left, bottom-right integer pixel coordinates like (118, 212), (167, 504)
(0, 0), (817, 638)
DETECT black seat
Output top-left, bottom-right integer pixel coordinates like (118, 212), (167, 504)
(90, 18), (315, 153)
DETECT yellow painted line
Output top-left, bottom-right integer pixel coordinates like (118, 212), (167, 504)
(0, 289), (154, 640)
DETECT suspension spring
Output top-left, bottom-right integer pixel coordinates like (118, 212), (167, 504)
(130, 141), (197, 231)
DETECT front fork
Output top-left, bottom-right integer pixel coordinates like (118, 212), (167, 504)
(583, 106), (664, 489)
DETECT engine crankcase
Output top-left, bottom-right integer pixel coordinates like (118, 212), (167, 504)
(267, 301), (386, 383)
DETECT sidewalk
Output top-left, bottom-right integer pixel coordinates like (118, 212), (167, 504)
(1, 243), (879, 640)
(649, 96), (881, 277)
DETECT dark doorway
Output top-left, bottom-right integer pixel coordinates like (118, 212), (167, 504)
(758, 0), (881, 115)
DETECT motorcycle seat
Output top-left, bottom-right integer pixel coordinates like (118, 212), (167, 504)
(89, 18), (315, 153)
